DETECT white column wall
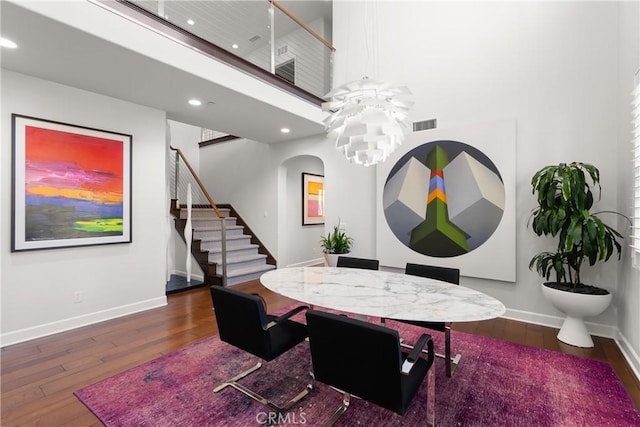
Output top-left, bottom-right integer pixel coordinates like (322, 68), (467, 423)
(1, 71), (168, 345)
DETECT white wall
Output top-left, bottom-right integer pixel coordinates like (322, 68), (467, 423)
(279, 155), (325, 267)
(1, 71), (168, 345)
(199, 138), (280, 253)
(332, 0), (624, 331)
(168, 120), (201, 173)
(200, 2), (629, 339)
(615, 0), (640, 373)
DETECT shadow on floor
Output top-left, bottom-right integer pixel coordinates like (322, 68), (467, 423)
(166, 274), (205, 295)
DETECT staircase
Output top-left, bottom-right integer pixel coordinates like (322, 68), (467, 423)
(171, 201), (276, 287)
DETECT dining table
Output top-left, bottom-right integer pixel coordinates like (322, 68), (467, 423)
(260, 266), (506, 323)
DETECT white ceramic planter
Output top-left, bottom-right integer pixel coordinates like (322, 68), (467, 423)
(323, 253), (350, 267)
(541, 283), (612, 348)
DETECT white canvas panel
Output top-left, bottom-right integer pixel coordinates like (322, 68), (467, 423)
(376, 120), (516, 282)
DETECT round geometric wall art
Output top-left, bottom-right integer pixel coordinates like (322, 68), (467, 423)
(382, 140), (505, 257)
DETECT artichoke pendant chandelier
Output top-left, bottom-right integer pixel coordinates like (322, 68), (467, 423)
(322, 77), (413, 167)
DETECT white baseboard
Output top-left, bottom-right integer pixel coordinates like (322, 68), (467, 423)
(286, 258), (325, 268)
(0, 296), (167, 348)
(502, 308), (618, 339)
(172, 270), (205, 281)
(616, 330), (640, 380)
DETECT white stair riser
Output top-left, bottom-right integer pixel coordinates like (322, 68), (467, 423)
(230, 256), (268, 266)
(193, 228), (245, 239)
(225, 258), (269, 274)
(216, 258), (268, 276)
(190, 218), (237, 228)
(208, 248), (261, 263)
(179, 209), (230, 219)
(201, 237), (252, 251)
(227, 266), (276, 286)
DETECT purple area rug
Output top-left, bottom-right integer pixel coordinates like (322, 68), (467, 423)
(75, 311), (640, 426)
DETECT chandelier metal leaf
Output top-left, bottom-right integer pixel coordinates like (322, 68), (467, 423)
(322, 77), (413, 167)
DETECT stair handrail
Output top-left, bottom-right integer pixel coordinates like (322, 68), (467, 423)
(170, 145), (227, 286)
(170, 146), (223, 219)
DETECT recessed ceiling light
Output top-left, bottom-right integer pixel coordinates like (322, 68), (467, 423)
(188, 99), (202, 106)
(187, 19), (195, 26)
(0, 37), (18, 49)
(232, 44), (239, 49)
(280, 128), (290, 134)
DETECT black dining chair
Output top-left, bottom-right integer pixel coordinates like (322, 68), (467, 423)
(336, 255), (380, 270)
(384, 263), (461, 377)
(306, 309), (435, 426)
(210, 286), (312, 412)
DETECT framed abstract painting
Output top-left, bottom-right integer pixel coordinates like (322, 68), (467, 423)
(302, 173), (324, 225)
(11, 114), (132, 251)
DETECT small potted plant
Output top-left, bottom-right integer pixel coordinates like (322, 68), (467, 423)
(320, 222), (353, 267)
(528, 162), (629, 347)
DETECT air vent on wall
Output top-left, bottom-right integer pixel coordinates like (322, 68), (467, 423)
(413, 119), (437, 132)
(249, 35), (261, 42)
(413, 119), (438, 132)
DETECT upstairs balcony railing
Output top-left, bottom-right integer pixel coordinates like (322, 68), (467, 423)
(94, 0), (334, 104)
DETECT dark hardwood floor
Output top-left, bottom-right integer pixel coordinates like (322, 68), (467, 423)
(2, 280), (639, 425)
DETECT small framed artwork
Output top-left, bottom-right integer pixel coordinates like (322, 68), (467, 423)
(11, 114), (133, 251)
(302, 173), (324, 226)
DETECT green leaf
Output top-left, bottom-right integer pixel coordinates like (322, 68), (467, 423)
(565, 214), (583, 251)
(561, 173), (571, 202)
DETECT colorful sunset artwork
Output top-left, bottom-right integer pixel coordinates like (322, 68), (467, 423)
(12, 115), (132, 251)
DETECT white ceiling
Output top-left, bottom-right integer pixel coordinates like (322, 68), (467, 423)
(0, 1), (331, 144)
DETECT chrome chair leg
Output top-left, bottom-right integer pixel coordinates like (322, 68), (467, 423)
(214, 360), (312, 412)
(222, 382), (312, 412)
(324, 392), (351, 427)
(214, 361), (262, 392)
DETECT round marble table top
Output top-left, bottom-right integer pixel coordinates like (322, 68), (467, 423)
(260, 266), (506, 323)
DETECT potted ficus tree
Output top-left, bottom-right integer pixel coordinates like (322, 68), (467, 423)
(320, 222), (353, 267)
(528, 162), (629, 348)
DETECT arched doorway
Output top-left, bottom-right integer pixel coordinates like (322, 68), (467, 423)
(277, 155), (325, 267)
